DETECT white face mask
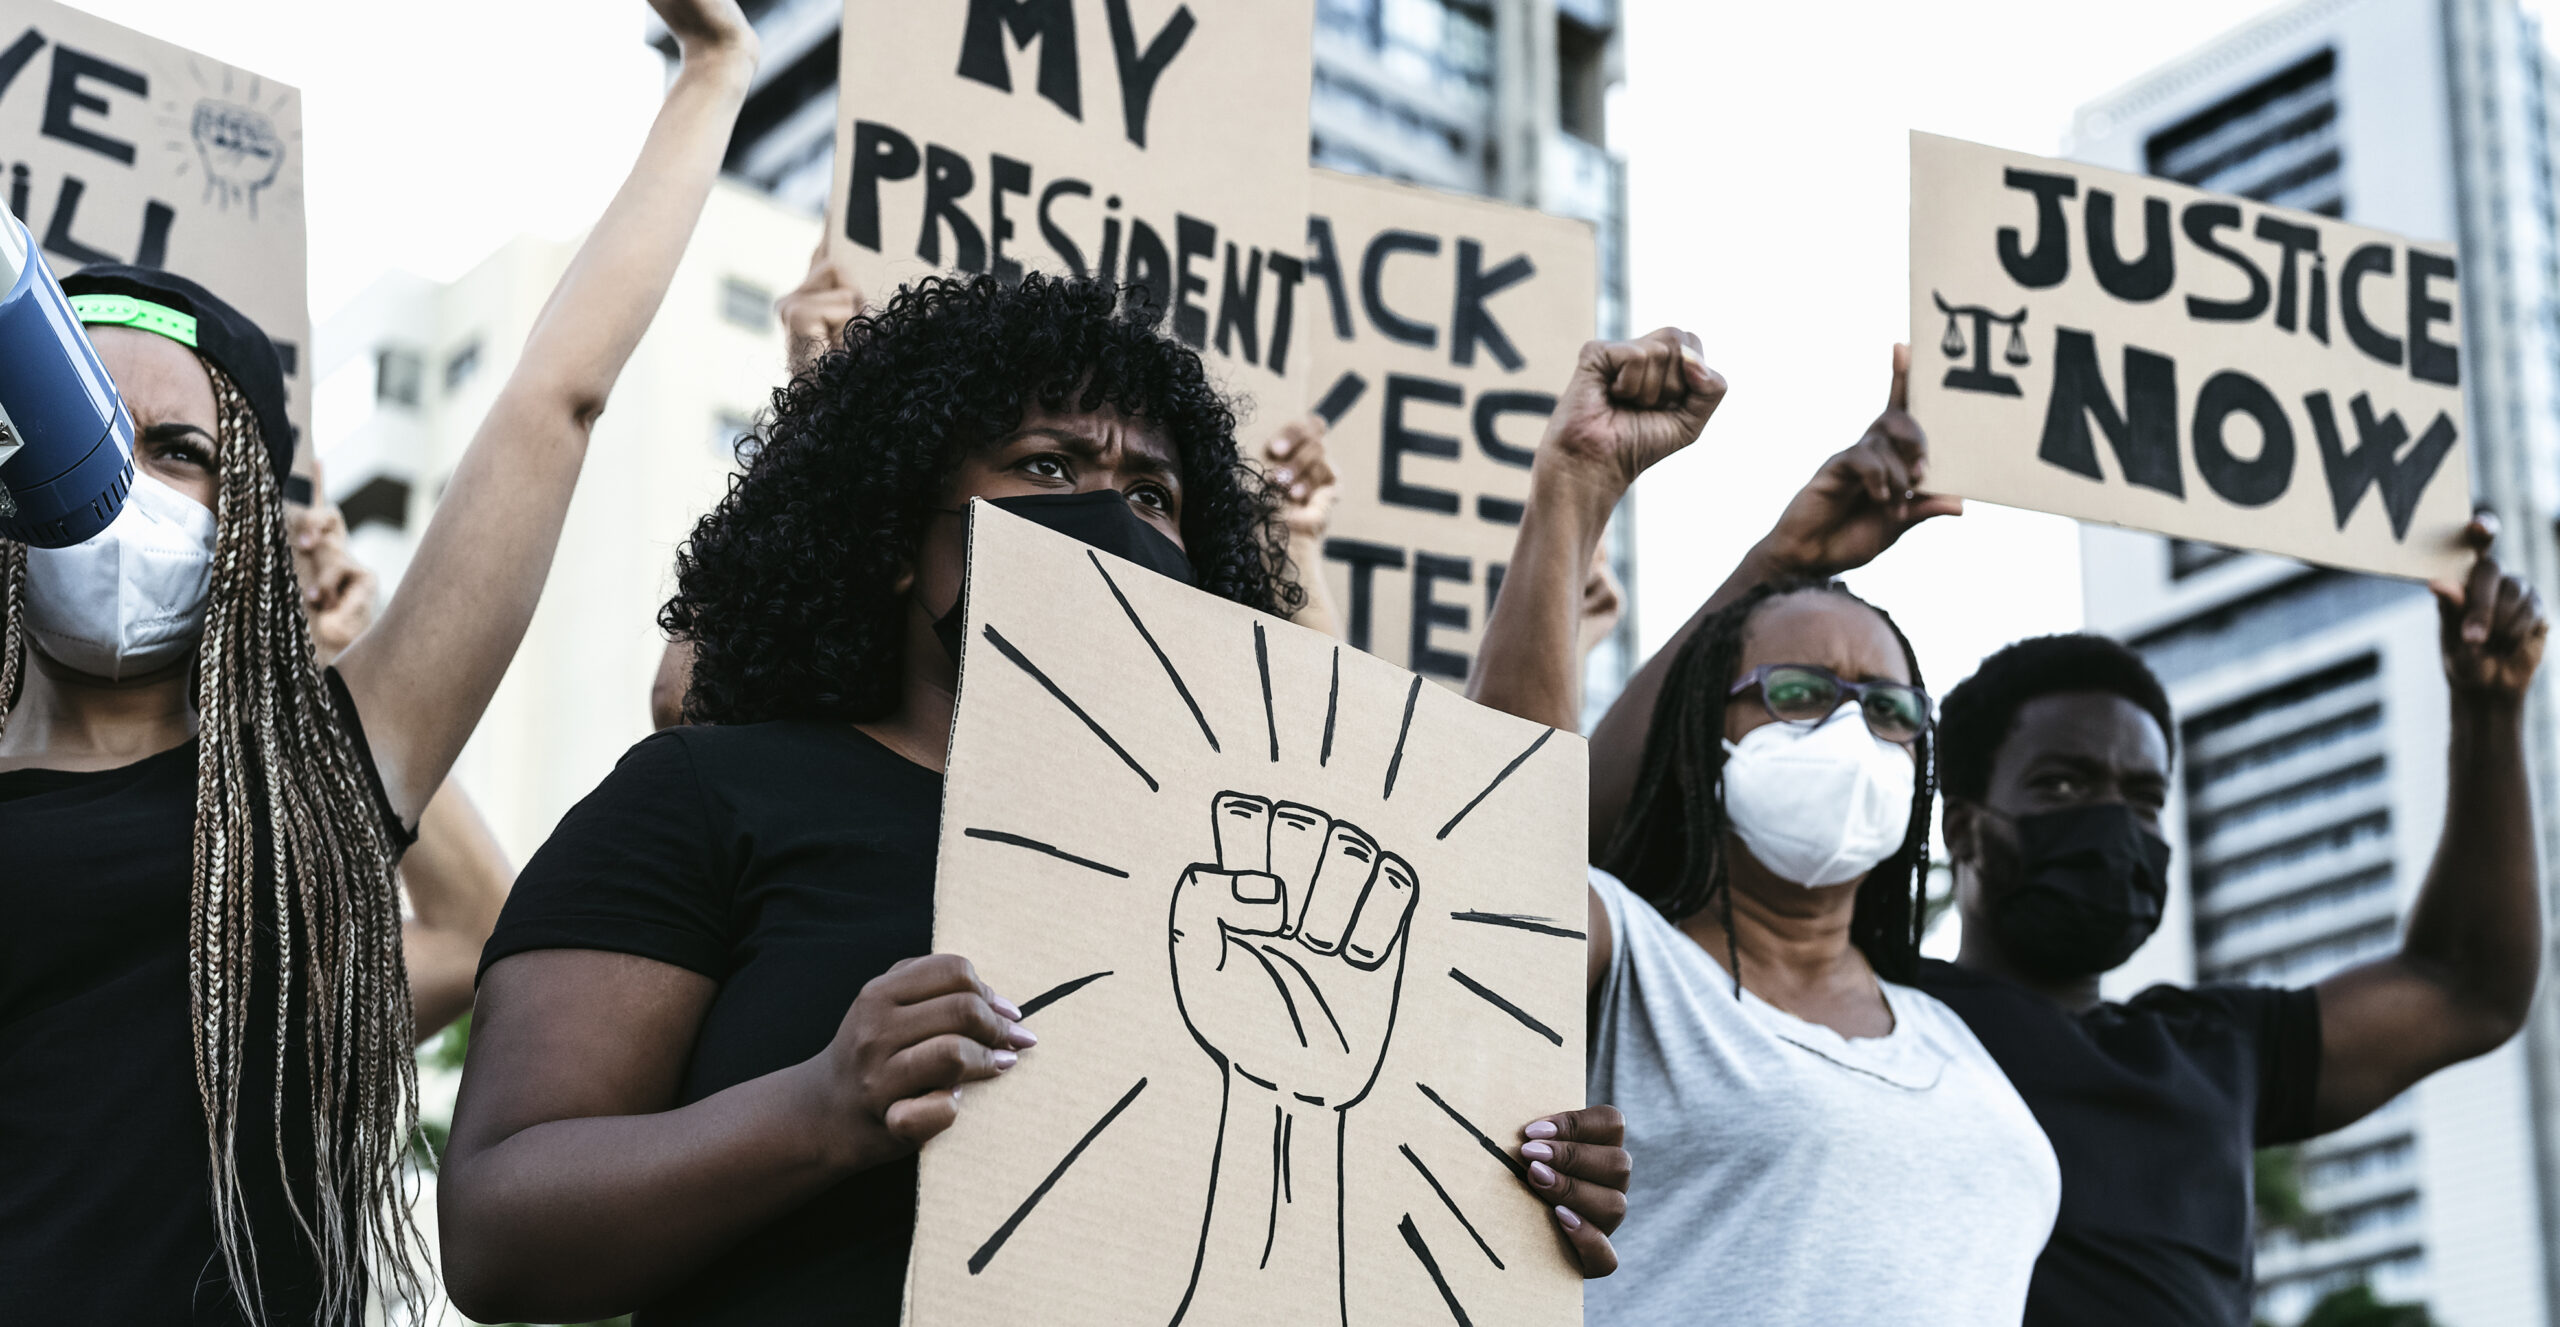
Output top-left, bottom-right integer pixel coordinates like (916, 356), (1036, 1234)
(23, 470), (217, 681)
(1722, 701), (1917, 887)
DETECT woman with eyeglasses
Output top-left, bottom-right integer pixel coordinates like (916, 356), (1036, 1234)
(1468, 346), (2059, 1323)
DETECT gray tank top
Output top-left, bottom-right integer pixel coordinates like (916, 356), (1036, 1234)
(1586, 868), (2058, 1325)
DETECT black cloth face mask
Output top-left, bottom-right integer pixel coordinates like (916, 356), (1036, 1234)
(1984, 802), (2174, 980)
(930, 490), (1195, 661)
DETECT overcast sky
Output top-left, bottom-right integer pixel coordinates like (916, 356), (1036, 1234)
(58, 0), (2545, 689)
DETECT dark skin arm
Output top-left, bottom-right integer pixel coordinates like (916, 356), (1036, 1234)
(1462, 326), (1724, 993)
(1581, 346), (1960, 860)
(2310, 521), (2547, 1131)
(439, 951), (1033, 1323)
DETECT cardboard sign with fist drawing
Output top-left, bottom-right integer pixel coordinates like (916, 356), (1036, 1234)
(912, 502), (1588, 1326)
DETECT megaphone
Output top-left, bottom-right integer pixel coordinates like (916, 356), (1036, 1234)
(0, 209), (136, 548)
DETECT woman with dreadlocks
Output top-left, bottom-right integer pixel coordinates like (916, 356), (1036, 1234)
(1469, 345), (2061, 1323)
(0, 2), (757, 1321)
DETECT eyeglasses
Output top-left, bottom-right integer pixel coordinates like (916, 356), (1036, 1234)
(1728, 663), (1931, 745)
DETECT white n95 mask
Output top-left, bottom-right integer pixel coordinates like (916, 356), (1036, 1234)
(1721, 702), (1917, 887)
(23, 470), (217, 681)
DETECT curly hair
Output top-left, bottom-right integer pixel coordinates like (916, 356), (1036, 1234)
(1936, 633), (2175, 805)
(1600, 578), (1933, 985)
(665, 272), (1299, 725)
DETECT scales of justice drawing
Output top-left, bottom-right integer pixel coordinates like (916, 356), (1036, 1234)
(909, 503), (1590, 1327)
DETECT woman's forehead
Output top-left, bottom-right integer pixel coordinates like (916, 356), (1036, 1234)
(1737, 591), (1910, 684)
(90, 326), (219, 435)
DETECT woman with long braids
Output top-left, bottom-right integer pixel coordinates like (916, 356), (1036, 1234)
(1469, 346), (2061, 1323)
(0, 3), (757, 1320)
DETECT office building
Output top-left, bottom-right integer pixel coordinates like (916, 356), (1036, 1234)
(2070, 1), (2560, 1321)
(694, 0), (1640, 716)
(310, 180), (820, 862)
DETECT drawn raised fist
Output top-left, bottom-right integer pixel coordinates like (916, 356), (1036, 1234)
(1169, 793), (1419, 1110)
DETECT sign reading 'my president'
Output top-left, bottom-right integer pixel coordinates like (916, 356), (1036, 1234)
(1909, 131), (2471, 581)
(831, 0), (1313, 414)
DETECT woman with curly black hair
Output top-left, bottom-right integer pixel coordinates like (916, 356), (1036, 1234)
(440, 271), (1629, 1325)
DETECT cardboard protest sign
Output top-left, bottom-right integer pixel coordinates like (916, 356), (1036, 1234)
(911, 502), (1587, 1326)
(0, 2), (309, 446)
(831, 1), (1312, 416)
(1305, 169), (1597, 684)
(1909, 131), (2471, 581)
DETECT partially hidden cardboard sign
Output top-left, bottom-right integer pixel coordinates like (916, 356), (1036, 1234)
(0, 2), (310, 446)
(1909, 131), (2471, 581)
(912, 501), (1587, 1326)
(1308, 169), (1597, 685)
(831, 0), (1312, 418)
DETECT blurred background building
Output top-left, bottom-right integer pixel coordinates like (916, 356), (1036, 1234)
(2073, 0), (2560, 1321)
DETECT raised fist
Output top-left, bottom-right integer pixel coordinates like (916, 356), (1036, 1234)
(1169, 793), (1419, 1110)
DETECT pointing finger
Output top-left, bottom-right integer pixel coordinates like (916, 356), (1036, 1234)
(1888, 341), (1910, 413)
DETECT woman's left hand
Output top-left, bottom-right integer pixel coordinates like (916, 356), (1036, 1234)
(1518, 1105), (1629, 1277)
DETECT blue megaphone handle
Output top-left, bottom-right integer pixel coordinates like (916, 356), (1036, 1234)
(0, 210), (135, 548)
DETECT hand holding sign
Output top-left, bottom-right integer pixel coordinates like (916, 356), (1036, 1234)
(779, 236), (866, 377)
(1752, 344), (1966, 580)
(1538, 327), (1726, 497)
(2431, 514), (2550, 700)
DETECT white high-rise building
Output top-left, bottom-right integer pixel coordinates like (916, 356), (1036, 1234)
(2070, 1), (2560, 1322)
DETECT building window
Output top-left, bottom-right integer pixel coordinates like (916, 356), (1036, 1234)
(375, 348), (423, 408)
(2168, 538), (2240, 580)
(2145, 48), (2344, 215)
(444, 341), (482, 395)
(720, 277), (773, 332)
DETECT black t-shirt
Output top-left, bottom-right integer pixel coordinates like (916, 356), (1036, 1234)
(0, 670), (409, 1325)
(478, 721), (941, 1327)
(1911, 959), (2324, 1327)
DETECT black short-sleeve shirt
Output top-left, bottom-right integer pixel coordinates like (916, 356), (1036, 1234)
(478, 721), (942, 1326)
(1912, 959), (2324, 1327)
(0, 669), (410, 1325)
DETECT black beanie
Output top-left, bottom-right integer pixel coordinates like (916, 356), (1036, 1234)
(60, 265), (294, 485)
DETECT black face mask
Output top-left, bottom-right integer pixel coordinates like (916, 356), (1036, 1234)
(929, 490), (1195, 661)
(1982, 802), (2174, 980)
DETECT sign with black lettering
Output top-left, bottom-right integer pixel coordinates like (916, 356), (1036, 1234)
(831, 0), (1311, 412)
(1307, 170), (1596, 683)
(0, 1), (309, 445)
(1909, 132), (2470, 581)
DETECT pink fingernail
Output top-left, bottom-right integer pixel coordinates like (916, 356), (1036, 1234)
(1522, 1141), (1554, 1162)
(1008, 1023), (1038, 1048)
(1554, 1205), (1582, 1231)
(991, 995), (1023, 1021)
(991, 1049), (1019, 1070)
(1524, 1120), (1559, 1140)
(1529, 1161), (1557, 1187)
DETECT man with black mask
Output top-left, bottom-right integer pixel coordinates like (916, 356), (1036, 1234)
(1918, 522), (2547, 1326)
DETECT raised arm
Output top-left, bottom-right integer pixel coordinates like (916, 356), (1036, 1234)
(2311, 522), (2547, 1130)
(1264, 415), (1343, 638)
(1580, 345), (1958, 859)
(335, 0), (759, 822)
(1464, 327), (1722, 992)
